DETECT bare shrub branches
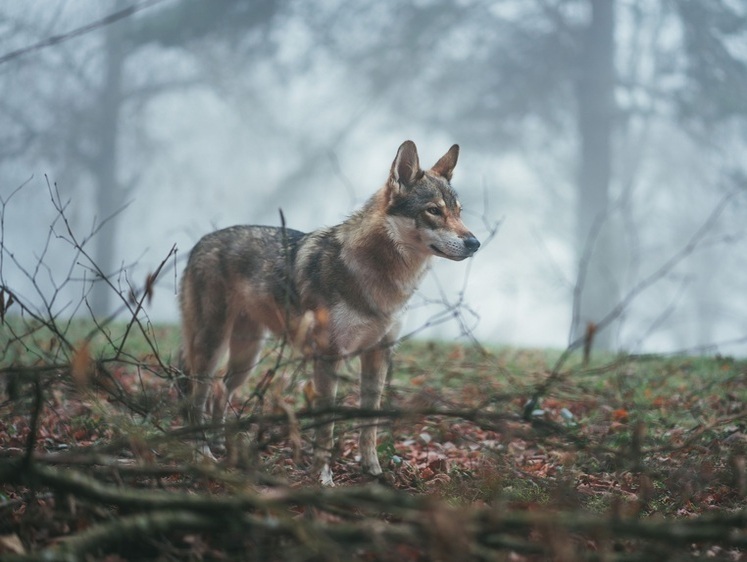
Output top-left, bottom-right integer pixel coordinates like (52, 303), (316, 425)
(524, 181), (746, 419)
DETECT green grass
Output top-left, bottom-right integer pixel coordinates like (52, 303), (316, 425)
(1, 314), (181, 365)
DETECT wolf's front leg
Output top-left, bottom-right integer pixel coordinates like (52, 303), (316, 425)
(359, 345), (390, 476)
(312, 358), (339, 486)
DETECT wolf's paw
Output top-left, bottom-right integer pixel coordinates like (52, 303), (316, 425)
(194, 443), (218, 462)
(361, 459), (383, 477)
(208, 439), (227, 457)
(319, 463), (335, 487)
(361, 470), (394, 487)
(361, 460), (394, 486)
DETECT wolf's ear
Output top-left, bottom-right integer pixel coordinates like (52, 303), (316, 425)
(430, 144), (459, 181)
(390, 140), (423, 189)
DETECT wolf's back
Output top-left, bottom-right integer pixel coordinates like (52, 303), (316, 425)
(180, 225), (307, 333)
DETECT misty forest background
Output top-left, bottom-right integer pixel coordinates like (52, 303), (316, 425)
(4, 2), (747, 561)
(2, 0), (746, 356)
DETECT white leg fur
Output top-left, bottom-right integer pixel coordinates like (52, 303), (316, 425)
(359, 346), (390, 476)
(313, 358), (339, 485)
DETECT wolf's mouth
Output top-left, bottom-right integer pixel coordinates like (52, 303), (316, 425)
(430, 244), (468, 261)
(429, 244), (447, 256)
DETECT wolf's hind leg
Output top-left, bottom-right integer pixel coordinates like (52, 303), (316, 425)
(313, 357), (340, 486)
(215, 315), (264, 427)
(183, 325), (227, 460)
(185, 328), (226, 427)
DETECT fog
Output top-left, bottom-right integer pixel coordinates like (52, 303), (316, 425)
(1, 0), (746, 355)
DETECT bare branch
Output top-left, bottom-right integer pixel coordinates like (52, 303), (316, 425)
(0, 0), (170, 66)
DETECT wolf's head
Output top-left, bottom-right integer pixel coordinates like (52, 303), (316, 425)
(384, 141), (480, 261)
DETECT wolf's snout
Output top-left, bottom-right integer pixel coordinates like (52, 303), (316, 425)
(463, 235), (480, 254)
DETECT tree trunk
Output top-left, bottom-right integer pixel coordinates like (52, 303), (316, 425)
(573, 0), (617, 349)
(89, 11), (126, 319)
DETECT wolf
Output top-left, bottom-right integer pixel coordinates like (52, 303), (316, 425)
(179, 140), (480, 485)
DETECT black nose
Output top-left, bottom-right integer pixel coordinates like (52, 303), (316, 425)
(464, 236), (480, 253)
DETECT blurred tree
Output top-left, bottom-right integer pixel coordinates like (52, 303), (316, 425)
(574, 0), (616, 348)
(0, 0), (282, 318)
(88, 0), (282, 316)
(308, 0), (747, 349)
(2, 0), (746, 347)
(676, 0), (747, 122)
(88, 9), (126, 317)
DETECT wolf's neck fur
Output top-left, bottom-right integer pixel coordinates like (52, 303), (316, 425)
(337, 188), (429, 315)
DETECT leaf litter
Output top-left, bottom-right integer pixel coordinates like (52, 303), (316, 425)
(2, 334), (747, 560)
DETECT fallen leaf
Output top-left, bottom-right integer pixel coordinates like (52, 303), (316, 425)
(612, 408), (629, 423)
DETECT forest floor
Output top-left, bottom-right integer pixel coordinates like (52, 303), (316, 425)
(1, 320), (747, 561)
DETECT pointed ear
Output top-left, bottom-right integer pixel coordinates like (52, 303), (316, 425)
(389, 140), (423, 189)
(430, 144), (459, 181)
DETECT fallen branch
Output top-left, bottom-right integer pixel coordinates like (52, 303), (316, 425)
(4, 455), (747, 561)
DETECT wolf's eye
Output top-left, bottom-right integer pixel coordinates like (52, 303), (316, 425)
(426, 207), (442, 216)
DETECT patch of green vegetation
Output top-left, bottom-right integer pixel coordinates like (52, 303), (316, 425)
(1, 315), (181, 367)
(581, 491), (613, 514)
(500, 476), (552, 505)
(435, 464), (506, 506)
(376, 433), (397, 465)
